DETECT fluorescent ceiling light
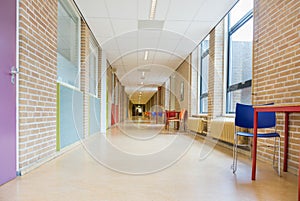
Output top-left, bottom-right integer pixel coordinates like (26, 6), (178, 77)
(149, 0), (157, 20)
(141, 71), (145, 79)
(144, 51), (148, 60)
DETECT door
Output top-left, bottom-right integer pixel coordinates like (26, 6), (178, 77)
(0, 0), (17, 185)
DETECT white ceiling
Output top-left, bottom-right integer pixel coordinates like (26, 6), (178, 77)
(74, 0), (238, 104)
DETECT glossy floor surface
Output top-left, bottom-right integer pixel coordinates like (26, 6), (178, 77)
(0, 120), (298, 201)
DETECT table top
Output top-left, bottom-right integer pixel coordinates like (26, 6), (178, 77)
(254, 103), (300, 108)
(253, 103), (300, 112)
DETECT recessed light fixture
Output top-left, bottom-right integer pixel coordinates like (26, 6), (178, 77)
(144, 51), (148, 60)
(141, 82), (144, 85)
(149, 0), (157, 20)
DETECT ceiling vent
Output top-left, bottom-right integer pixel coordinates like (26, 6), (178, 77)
(138, 20), (164, 30)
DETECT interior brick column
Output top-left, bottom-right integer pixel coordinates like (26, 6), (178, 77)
(207, 22), (225, 134)
(18, 0), (58, 171)
(80, 20), (90, 137)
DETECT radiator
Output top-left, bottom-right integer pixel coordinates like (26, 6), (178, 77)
(210, 118), (235, 144)
(187, 117), (207, 134)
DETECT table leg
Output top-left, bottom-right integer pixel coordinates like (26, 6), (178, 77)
(284, 112), (289, 172)
(252, 110), (258, 180)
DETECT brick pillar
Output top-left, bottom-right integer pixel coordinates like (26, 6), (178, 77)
(190, 48), (199, 116)
(80, 20), (90, 137)
(97, 47), (102, 99)
(207, 22), (225, 134)
(18, 0), (58, 171)
(99, 49), (107, 132)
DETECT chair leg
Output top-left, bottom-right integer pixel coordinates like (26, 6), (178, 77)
(278, 137), (281, 176)
(249, 137), (253, 159)
(272, 137), (276, 170)
(165, 121), (169, 130)
(272, 137), (281, 176)
(232, 134), (238, 174)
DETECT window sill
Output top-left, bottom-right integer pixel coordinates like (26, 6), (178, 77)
(192, 114), (208, 118)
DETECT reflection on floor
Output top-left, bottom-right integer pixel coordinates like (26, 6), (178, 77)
(0, 120), (297, 201)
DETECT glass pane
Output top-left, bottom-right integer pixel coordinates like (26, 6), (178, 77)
(229, 0), (253, 28)
(201, 54), (209, 94)
(227, 87), (252, 113)
(57, 1), (80, 87)
(200, 97), (208, 113)
(201, 35), (210, 52)
(228, 18), (253, 86)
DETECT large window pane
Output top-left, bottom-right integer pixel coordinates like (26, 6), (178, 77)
(229, 0), (253, 28)
(200, 36), (209, 113)
(228, 18), (253, 86)
(57, 0), (80, 87)
(201, 36), (209, 52)
(200, 97), (208, 113)
(227, 1), (253, 113)
(227, 88), (252, 113)
(201, 55), (209, 94)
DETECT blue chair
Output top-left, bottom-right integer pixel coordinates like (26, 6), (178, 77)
(232, 103), (281, 175)
(158, 111), (163, 117)
(151, 111), (157, 122)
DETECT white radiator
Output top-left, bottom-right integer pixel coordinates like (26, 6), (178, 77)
(210, 118), (235, 144)
(187, 117), (207, 134)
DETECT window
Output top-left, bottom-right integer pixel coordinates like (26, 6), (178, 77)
(57, 0), (80, 88)
(226, 0), (253, 113)
(89, 37), (98, 96)
(199, 35), (209, 113)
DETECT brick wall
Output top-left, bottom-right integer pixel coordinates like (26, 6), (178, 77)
(80, 20), (90, 137)
(174, 58), (191, 111)
(253, 0), (300, 173)
(207, 22), (225, 133)
(106, 66), (112, 127)
(18, 0), (58, 170)
(190, 48), (199, 116)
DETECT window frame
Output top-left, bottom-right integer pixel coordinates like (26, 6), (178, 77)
(57, 0), (81, 89)
(226, 8), (253, 114)
(199, 36), (209, 114)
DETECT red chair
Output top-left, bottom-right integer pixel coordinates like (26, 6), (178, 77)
(165, 109), (186, 130)
(144, 111), (150, 119)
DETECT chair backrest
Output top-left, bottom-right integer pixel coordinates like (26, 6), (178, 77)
(158, 111), (163, 117)
(165, 110), (177, 118)
(179, 109), (186, 120)
(151, 111), (156, 117)
(235, 103), (276, 129)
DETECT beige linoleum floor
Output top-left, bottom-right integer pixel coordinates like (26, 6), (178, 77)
(0, 121), (297, 201)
